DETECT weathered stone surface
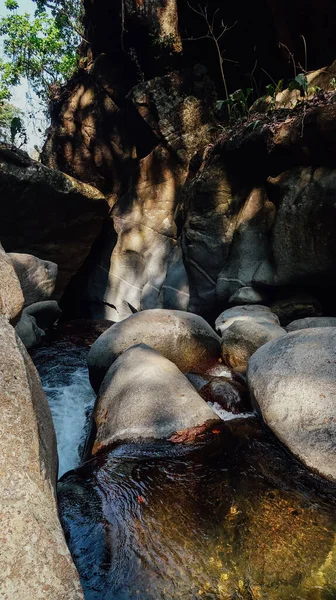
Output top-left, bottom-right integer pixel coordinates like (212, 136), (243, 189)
(199, 376), (251, 414)
(286, 316), (336, 332)
(9, 252), (58, 307)
(91, 344), (220, 453)
(0, 316), (83, 598)
(255, 168), (336, 289)
(15, 311), (45, 349)
(248, 328), (336, 481)
(15, 301), (62, 349)
(220, 318), (286, 371)
(87, 308), (221, 392)
(228, 286), (265, 305)
(60, 69), (216, 321)
(0, 145), (109, 299)
(215, 305), (280, 336)
(0, 243), (24, 324)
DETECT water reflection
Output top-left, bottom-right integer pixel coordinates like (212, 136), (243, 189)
(58, 419), (336, 600)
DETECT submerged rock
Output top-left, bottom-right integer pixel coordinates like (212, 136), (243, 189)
(91, 344), (220, 454)
(9, 252), (58, 307)
(248, 328), (336, 482)
(0, 316), (83, 598)
(87, 308), (221, 392)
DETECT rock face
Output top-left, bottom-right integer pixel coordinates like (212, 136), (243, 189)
(58, 68), (216, 321)
(0, 243), (24, 324)
(87, 308), (221, 392)
(0, 145), (109, 299)
(9, 253), (58, 306)
(248, 328), (336, 482)
(91, 344), (220, 454)
(0, 316), (83, 598)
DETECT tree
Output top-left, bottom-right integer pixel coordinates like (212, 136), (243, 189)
(0, 0), (82, 104)
(0, 100), (26, 146)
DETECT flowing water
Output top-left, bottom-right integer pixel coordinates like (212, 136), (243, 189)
(32, 325), (336, 600)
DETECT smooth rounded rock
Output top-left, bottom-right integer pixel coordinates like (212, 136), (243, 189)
(91, 344), (220, 454)
(0, 243), (24, 324)
(248, 328), (336, 482)
(286, 316), (336, 332)
(0, 316), (83, 598)
(215, 304), (280, 336)
(220, 319), (286, 371)
(15, 312), (45, 349)
(87, 309), (221, 392)
(25, 300), (62, 329)
(228, 286), (265, 305)
(9, 253), (58, 307)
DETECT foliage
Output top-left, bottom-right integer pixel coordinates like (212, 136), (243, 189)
(186, 2), (237, 114)
(225, 88), (253, 120)
(0, 0), (82, 103)
(0, 100), (26, 145)
(288, 73), (308, 97)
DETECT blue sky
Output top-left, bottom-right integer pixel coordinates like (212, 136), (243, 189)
(0, 0), (48, 152)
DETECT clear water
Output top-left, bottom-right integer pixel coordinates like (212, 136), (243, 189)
(31, 338), (96, 477)
(31, 327), (336, 600)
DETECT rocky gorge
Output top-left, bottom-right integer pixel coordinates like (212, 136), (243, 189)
(0, 0), (336, 598)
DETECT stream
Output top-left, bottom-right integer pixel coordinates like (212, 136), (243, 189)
(31, 323), (336, 600)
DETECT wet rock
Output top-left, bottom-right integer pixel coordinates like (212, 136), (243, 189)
(87, 308), (221, 392)
(0, 145), (109, 299)
(9, 252), (58, 306)
(270, 294), (323, 326)
(248, 328), (336, 482)
(0, 316), (83, 598)
(0, 243), (24, 325)
(199, 376), (251, 414)
(91, 344), (220, 453)
(286, 316), (336, 332)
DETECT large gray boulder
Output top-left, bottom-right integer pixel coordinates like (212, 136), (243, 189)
(0, 316), (83, 598)
(88, 308), (221, 392)
(0, 243), (24, 325)
(286, 316), (336, 332)
(215, 305), (280, 335)
(248, 328), (336, 482)
(0, 145), (108, 299)
(91, 344), (220, 454)
(9, 252), (58, 306)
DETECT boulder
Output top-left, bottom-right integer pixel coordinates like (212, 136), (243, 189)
(87, 308), (222, 392)
(24, 300), (62, 330)
(220, 318), (286, 371)
(0, 316), (83, 598)
(0, 145), (108, 299)
(215, 305), (280, 336)
(287, 316), (336, 332)
(91, 344), (220, 454)
(15, 301), (62, 349)
(0, 243), (24, 324)
(15, 312), (45, 349)
(248, 328), (336, 482)
(9, 252), (58, 306)
(228, 286), (265, 305)
(199, 376), (251, 414)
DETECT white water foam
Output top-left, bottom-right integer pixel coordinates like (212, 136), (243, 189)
(43, 366), (96, 477)
(208, 401), (254, 422)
